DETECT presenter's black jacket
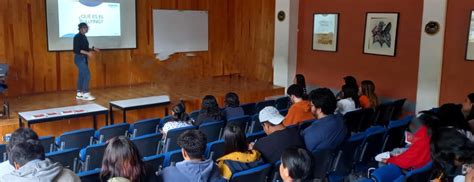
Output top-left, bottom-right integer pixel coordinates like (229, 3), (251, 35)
(73, 33), (90, 55)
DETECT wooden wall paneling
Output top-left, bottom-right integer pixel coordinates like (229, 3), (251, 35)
(59, 52), (77, 91)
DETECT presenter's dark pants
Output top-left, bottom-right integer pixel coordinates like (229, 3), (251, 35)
(74, 54), (90, 93)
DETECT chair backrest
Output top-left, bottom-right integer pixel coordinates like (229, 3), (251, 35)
(205, 140), (226, 161)
(131, 133), (162, 158)
(270, 161), (283, 182)
(80, 143), (107, 171)
(0, 144), (6, 162)
(144, 154), (165, 173)
(77, 168), (101, 182)
(190, 110), (200, 121)
(391, 98), (406, 120)
(96, 123), (130, 143)
(248, 114), (263, 134)
(359, 126), (388, 163)
(404, 161), (433, 182)
(344, 109), (366, 133)
(359, 108), (375, 132)
(56, 128), (95, 150)
(199, 120), (225, 143)
(163, 125), (197, 153)
(164, 149), (185, 167)
(373, 102), (394, 126)
(230, 163), (272, 182)
(241, 103), (257, 116)
(227, 115), (251, 134)
(279, 109), (289, 117)
(331, 133), (366, 176)
(46, 148), (81, 172)
(371, 164), (403, 182)
(256, 100), (276, 113)
(130, 118), (160, 138)
(275, 97), (290, 110)
(312, 150), (335, 180)
(39, 136), (55, 153)
(246, 131), (266, 144)
(382, 116), (412, 152)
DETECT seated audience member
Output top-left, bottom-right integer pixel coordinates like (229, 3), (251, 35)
(162, 102), (193, 134)
(436, 103), (474, 140)
(302, 88), (348, 152)
(158, 130), (224, 182)
(294, 74), (307, 96)
(359, 80), (379, 109)
(382, 112), (435, 170)
(195, 95), (224, 126)
(462, 93), (474, 131)
(283, 84), (314, 126)
(252, 106), (305, 163)
(216, 123), (263, 180)
(223, 92), (245, 120)
(336, 75), (358, 99)
(2, 139), (80, 181)
(100, 136), (156, 182)
(279, 147), (314, 182)
(336, 84), (360, 115)
(0, 128), (39, 178)
(430, 127), (474, 182)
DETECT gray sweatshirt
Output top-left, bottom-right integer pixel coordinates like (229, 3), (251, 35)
(157, 159), (225, 182)
(0, 159), (80, 182)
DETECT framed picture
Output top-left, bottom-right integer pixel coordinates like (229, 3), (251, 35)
(466, 10), (474, 61)
(312, 13), (339, 52)
(363, 12), (399, 56)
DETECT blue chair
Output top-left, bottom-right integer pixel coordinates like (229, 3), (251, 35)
(131, 133), (162, 157)
(394, 162), (433, 182)
(246, 131), (266, 143)
(129, 118), (160, 138)
(0, 144), (6, 162)
(190, 110), (200, 121)
(46, 148), (81, 172)
(162, 125), (197, 153)
(391, 98), (407, 120)
(159, 115), (173, 129)
(329, 133), (366, 179)
(144, 154), (166, 173)
(256, 100), (276, 113)
(77, 168), (101, 182)
(275, 97), (290, 110)
(230, 163), (272, 182)
(279, 109), (289, 117)
(227, 115), (251, 134)
(205, 140), (225, 161)
(79, 143), (107, 171)
(382, 116), (413, 152)
(199, 120), (225, 143)
(95, 123), (130, 143)
(344, 109), (367, 133)
(312, 150), (335, 180)
(269, 161), (282, 182)
(371, 164), (403, 182)
(241, 103), (256, 116)
(247, 114), (263, 134)
(39, 136), (55, 153)
(164, 149), (184, 167)
(55, 128), (94, 150)
(373, 102), (394, 126)
(357, 126), (388, 171)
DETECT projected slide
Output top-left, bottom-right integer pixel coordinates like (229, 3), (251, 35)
(58, 1), (121, 38)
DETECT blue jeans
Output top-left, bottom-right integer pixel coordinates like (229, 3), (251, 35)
(74, 54), (90, 93)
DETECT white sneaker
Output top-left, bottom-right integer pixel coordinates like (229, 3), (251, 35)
(82, 92), (96, 101)
(76, 92), (83, 99)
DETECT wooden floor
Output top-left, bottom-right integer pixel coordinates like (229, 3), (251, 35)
(0, 76), (284, 140)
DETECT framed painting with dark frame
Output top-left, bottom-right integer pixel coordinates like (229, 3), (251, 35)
(363, 12), (399, 57)
(312, 13), (339, 52)
(465, 10), (474, 61)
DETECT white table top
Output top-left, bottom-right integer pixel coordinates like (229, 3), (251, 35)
(110, 95), (170, 108)
(265, 95), (286, 101)
(18, 104), (108, 121)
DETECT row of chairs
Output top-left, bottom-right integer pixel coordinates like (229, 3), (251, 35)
(367, 162), (433, 182)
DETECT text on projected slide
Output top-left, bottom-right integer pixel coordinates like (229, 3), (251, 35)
(58, 0), (121, 38)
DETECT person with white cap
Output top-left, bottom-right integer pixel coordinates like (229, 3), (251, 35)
(251, 106), (305, 163)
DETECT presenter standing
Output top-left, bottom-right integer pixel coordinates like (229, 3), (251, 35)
(73, 23), (99, 101)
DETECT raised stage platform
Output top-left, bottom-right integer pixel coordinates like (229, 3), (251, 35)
(0, 77), (284, 140)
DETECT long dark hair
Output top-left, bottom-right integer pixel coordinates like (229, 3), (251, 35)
(225, 92), (240, 108)
(361, 80), (379, 107)
(201, 95), (221, 118)
(171, 102), (190, 122)
(342, 84), (361, 108)
(467, 93), (474, 121)
(101, 136), (146, 182)
(222, 123), (248, 155)
(295, 74), (307, 94)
